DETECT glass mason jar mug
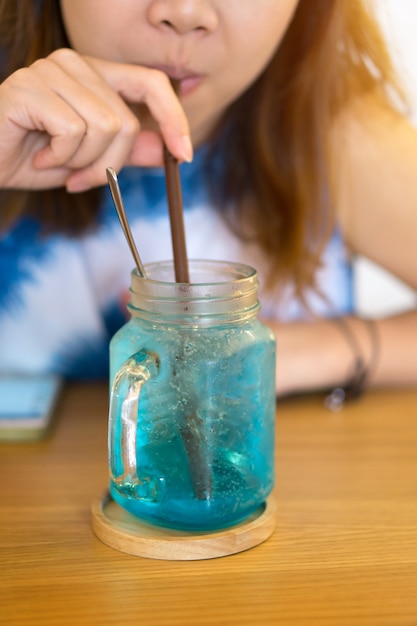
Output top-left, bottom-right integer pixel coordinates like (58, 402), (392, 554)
(108, 260), (276, 531)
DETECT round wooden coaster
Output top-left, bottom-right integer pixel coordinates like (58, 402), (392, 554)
(91, 491), (277, 561)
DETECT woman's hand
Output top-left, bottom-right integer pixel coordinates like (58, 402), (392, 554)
(0, 48), (192, 192)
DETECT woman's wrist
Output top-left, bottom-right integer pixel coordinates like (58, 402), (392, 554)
(324, 317), (380, 411)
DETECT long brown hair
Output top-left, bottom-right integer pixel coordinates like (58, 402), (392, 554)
(0, 0), (405, 293)
(210, 0), (405, 293)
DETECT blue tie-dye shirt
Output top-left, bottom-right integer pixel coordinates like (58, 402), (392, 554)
(0, 146), (353, 379)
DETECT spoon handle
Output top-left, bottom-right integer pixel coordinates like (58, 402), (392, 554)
(106, 167), (147, 278)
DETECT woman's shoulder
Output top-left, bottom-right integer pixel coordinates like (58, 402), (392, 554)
(330, 93), (417, 289)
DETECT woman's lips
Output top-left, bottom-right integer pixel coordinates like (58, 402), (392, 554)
(148, 64), (203, 97)
(177, 75), (202, 97)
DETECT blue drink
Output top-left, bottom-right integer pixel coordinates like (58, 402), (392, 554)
(108, 261), (276, 531)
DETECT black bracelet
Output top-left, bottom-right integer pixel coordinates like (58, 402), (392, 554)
(324, 317), (379, 412)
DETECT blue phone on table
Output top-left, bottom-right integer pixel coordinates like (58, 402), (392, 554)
(0, 373), (63, 441)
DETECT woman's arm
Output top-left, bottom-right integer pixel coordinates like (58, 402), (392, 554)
(267, 311), (417, 397)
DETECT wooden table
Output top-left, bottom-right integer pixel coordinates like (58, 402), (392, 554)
(1, 383), (417, 625)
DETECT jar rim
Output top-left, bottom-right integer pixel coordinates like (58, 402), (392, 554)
(129, 259), (260, 323)
(133, 259), (257, 287)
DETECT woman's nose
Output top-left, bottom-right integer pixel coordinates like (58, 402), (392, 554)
(147, 0), (218, 35)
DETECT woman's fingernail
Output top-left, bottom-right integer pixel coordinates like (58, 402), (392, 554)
(180, 136), (193, 163)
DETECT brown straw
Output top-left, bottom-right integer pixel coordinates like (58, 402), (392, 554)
(163, 79), (190, 283)
(163, 79), (212, 500)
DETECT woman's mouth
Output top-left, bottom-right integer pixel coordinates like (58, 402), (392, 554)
(149, 64), (203, 98)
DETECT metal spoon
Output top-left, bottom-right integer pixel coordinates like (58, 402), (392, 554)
(106, 167), (147, 278)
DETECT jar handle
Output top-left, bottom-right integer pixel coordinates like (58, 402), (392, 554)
(108, 350), (159, 498)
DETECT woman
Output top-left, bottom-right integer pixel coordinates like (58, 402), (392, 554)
(0, 0), (416, 404)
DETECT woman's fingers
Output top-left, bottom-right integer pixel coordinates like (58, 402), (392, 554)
(63, 54), (193, 190)
(90, 57), (193, 162)
(32, 50), (141, 173)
